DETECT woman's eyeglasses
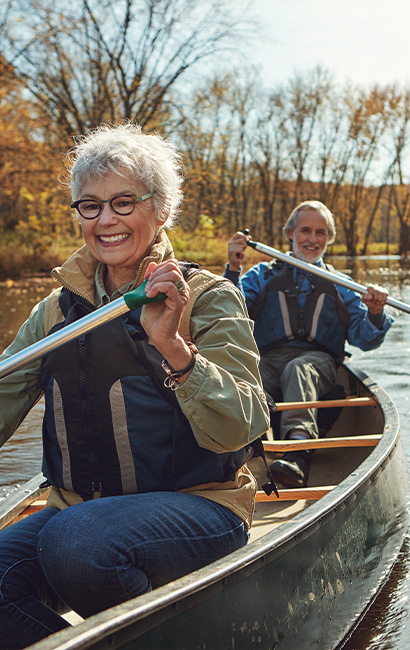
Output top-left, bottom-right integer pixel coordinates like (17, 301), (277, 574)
(71, 192), (155, 219)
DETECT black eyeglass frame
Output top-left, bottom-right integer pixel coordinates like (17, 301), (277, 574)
(70, 192), (155, 219)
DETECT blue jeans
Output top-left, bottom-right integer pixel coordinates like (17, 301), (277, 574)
(0, 492), (248, 649)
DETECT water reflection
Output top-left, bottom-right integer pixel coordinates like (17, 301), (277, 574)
(341, 537), (410, 649)
(0, 260), (410, 648)
(0, 277), (58, 493)
(0, 400), (44, 492)
(0, 277), (58, 351)
(331, 260), (410, 649)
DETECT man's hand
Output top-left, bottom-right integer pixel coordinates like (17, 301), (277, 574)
(227, 231), (251, 272)
(361, 284), (388, 315)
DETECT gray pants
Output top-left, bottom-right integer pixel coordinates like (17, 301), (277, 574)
(259, 347), (338, 439)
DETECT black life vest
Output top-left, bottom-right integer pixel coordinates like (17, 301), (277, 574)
(248, 262), (350, 362)
(39, 286), (261, 500)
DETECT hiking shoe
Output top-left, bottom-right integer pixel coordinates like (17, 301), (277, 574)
(269, 451), (310, 488)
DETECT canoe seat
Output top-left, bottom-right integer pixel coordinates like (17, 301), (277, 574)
(255, 486), (334, 502)
(274, 396), (377, 411)
(263, 434), (381, 452)
(12, 499), (48, 522)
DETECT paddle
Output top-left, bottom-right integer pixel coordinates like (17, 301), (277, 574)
(242, 232), (410, 314)
(0, 280), (165, 381)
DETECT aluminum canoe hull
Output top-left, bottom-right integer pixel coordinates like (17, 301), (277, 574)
(0, 364), (406, 650)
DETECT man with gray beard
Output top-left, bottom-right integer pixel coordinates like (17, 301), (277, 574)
(225, 200), (392, 488)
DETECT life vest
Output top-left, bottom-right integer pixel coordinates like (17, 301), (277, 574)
(39, 286), (255, 500)
(247, 261), (350, 362)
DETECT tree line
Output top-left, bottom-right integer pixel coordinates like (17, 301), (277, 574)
(2, 0), (410, 277)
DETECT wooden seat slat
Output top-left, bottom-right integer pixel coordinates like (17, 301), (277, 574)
(19, 500), (47, 516)
(256, 486), (334, 502)
(263, 435), (381, 452)
(275, 396), (377, 411)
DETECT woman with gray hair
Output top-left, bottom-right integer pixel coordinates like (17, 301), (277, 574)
(0, 122), (270, 648)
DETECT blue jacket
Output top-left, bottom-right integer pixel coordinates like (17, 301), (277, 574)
(224, 258), (393, 361)
(40, 289), (253, 500)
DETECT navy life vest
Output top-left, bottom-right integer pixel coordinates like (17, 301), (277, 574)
(247, 261), (351, 363)
(39, 283), (261, 500)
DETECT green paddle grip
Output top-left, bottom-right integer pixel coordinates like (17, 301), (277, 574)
(123, 279), (166, 310)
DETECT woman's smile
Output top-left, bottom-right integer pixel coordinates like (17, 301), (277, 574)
(97, 232), (130, 244)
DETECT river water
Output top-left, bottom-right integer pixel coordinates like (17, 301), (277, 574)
(0, 259), (410, 649)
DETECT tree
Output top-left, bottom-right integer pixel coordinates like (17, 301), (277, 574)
(282, 67), (333, 206)
(177, 71), (261, 234)
(176, 74), (238, 230)
(4, 0), (250, 140)
(393, 184), (410, 257)
(222, 74), (260, 234)
(250, 68), (334, 247)
(383, 89), (410, 256)
(0, 56), (63, 232)
(334, 85), (394, 255)
(252, 90), (288, 246)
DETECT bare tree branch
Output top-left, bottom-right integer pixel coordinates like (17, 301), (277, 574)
(3, 0), (251, 138)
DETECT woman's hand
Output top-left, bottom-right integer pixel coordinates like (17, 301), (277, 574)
(361, 283), (388, 315)
(141, 261), (194, 381)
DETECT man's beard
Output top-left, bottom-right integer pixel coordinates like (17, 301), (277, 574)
(292, 241), (327, 264)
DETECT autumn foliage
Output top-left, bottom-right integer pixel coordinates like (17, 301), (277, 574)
(1, 1), (410, 279)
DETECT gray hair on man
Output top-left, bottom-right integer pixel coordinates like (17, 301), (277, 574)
(283, 200), (336, 244)
(66, 122), (184, 229)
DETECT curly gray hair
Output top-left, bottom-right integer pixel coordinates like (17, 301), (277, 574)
(66, 122), (184, 229)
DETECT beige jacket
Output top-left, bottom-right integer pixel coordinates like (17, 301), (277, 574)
(0, 230), (270, 528)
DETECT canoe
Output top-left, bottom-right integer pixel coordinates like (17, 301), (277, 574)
(0, 363), (407, 650)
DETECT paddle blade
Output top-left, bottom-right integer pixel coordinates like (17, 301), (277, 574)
(123, 279), (166, 310)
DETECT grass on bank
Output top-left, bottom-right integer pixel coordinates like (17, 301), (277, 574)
(0, 217), (401, 282)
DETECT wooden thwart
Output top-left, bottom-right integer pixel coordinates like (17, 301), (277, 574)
(25, 499), (47, 512)
(275, 396), (377, 411)
(15, 500), (47, 520)
(256, 486), (333, 502)
(263, 434), (382, 452)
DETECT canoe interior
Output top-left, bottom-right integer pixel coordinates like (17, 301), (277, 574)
(249, 363), (385, 543)
(0, 363), (407, 650)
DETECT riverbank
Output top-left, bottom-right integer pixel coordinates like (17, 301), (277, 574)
(0, 223), (401, 281)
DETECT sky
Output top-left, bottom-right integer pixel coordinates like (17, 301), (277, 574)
(240, 0), (410, 90)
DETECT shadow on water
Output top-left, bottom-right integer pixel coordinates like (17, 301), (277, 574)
(1, 259), (410, 648)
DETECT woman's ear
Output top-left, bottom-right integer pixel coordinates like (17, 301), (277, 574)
(157, 204), (170, 226)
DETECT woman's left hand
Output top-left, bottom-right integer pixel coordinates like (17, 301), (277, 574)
(141, 261), (193, 374)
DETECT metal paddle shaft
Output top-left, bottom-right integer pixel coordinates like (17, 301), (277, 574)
(246, 239), (410, 314)
(0, 280), (166, 381)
